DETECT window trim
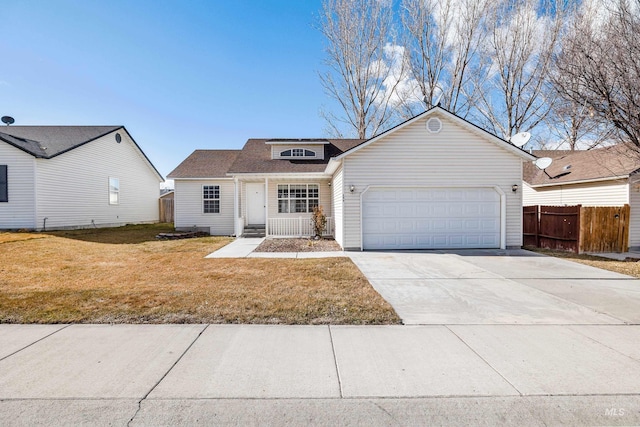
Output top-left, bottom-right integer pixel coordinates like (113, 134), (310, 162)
(277, 183), (319, 214)
(108, 177), (119, 205)
(279, 148), (317, 159)
(0, 165), (7, 203)
(203, 184), (220, 214)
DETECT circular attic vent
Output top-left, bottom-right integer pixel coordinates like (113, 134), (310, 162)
(115, 133), (122, 143)
(426, 117), (442, 133)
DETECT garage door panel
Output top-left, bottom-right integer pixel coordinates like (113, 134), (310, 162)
(363, 187), (501, 250)
(397, 205), (414, 216)
(432, 205), (448, 216)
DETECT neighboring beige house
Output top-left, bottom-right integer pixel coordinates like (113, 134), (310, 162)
(523, 145), (640, 249)
(0, 126), (163, 230)
(169, 107), (535, 250)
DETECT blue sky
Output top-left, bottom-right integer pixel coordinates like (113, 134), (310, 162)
(1, 0), (331, 183)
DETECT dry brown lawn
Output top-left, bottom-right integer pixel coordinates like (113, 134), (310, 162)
(0, 224), (400, 325)
(529, 248), (640, 278)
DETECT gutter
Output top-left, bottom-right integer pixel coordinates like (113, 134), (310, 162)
(529, 175), (630, 188)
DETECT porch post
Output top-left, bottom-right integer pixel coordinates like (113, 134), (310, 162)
(233, 177), (239, 237)
(265, 177), (269, 236)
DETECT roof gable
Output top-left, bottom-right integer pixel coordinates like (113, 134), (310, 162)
(0, 126), (121, 158)
(0, 126), (163, 180)
(226, 138), (363, 175)
(333, 106), (536, 162)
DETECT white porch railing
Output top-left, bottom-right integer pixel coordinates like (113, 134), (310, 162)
(268, 216), (333, 237)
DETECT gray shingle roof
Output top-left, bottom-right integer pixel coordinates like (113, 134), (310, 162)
(0, 126), (121, 158)
(227, 139), (364, 174)
(524, 145), (640, 186)
(167, 150), (241, 178)
(169, 139), (365, 178)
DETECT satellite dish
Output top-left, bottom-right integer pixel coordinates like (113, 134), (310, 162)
(433, 93), (443, 107)
(423, 93), (443, 108)
(1, 116), (15, 126)
(510, 131), (531, 147)
(535, 157), (553, 170)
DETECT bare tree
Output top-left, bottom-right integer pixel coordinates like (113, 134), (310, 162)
(554, 0), (640, 149)
(399, 0), (490, 118)
(545, 71), (615, 150)
(473, 0), (565, 139)
(319, 0), (403, 138)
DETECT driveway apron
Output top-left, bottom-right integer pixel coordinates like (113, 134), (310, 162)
(347, 249), (640, 325)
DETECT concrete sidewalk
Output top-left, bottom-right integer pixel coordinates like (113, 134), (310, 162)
(205, 238), (264, 258)
(1, 324), (639, 426)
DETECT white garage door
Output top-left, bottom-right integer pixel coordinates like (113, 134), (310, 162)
(362, 187), (501, 250)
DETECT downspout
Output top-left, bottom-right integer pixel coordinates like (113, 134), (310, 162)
(265, 177), (269, 236)
(233, 177), (239, 237)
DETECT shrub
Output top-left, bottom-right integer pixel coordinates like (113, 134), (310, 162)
(311, 205), (327, 238)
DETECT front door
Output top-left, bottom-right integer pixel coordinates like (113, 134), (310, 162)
(246, 182), (266, 225)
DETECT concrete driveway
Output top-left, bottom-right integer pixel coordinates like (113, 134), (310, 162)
(347, 249), (640, 325)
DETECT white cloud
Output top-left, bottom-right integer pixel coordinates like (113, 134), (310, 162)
(485, 2), (551, 80)
(372, 43), (422, 108)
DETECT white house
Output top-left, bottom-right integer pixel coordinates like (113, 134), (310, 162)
(0, 126), (163, 230)
(168, 107), (535, 250)
(523, 145), (640, 249)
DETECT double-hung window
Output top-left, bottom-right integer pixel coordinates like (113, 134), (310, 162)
(203, 185), (220, 213)
(109, 177), (119, 205)
(277, 184), (319, 213)
(0, 165), (7, 202)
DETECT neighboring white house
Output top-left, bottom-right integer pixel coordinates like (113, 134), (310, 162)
(168, 107), (535, 250)
(0, 126), (163, 230)
(523, 145), (640, 249)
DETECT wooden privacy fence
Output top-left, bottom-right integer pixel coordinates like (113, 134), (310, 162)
(159, 197), (174, 223)
(580, 205), (630, 253)
(523, 205), (630, 253)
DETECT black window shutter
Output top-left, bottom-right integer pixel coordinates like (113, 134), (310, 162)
(0, 165), (7, 202)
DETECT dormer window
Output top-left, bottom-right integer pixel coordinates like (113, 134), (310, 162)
(279, 149), (316, 158)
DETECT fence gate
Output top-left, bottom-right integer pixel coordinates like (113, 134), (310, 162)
(538, 205), (580, 252)
(159, 198), (174, 223)
(579, 205), (630, 253)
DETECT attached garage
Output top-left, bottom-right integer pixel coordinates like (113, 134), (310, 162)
(325, 106), (536, 250)
(362, 187), (502, 250)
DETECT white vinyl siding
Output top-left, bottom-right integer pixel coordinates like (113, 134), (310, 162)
(0, 143), (36, 229)
(342, 113), (524, 250)
(174, 179), (235, 235)
(34, 130), (161, 230)
(522, 180), (629, 207)
(627, 176), (640, 249)
(332, 166), (344, 248)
